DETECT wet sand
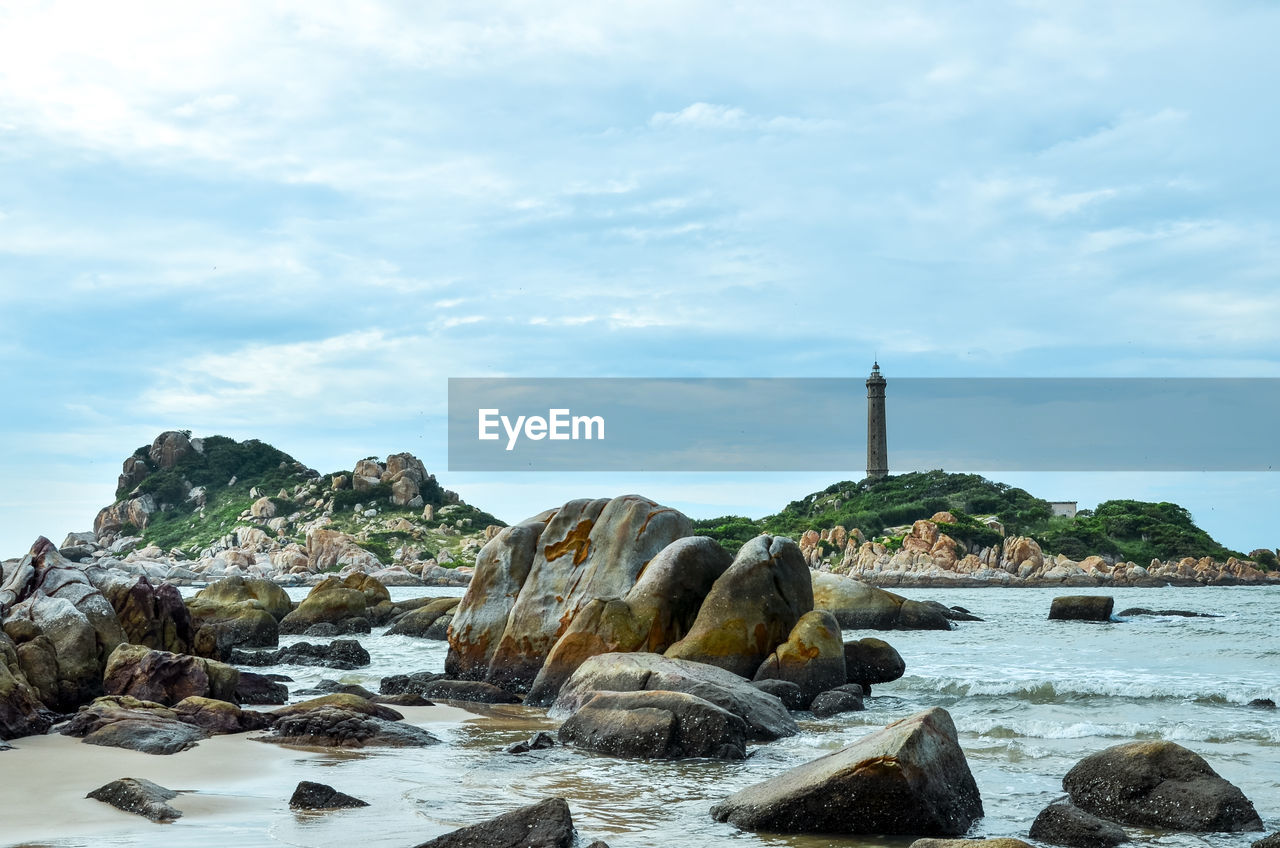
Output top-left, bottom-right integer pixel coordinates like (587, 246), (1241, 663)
(0, 704), (476, 847)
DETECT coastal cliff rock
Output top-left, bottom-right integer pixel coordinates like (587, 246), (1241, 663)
(447, 495), (691, 693)
(665, 535), (812, 677)
(811, 571), (952, 630)
(1063, 741), (1263, 832)
(751, 609), (845, 706)
(525, 536), (732, 706)
(710, 707), (982, 835)
(554, 652), (796, 741)
(97, 573), (195, 655)
(558, 689), (748, 760)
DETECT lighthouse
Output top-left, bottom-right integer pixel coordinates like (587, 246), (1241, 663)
(866, 362), (888, 479)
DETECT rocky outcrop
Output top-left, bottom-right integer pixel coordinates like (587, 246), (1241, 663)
(87, 777), (183, 822)
(665, 535), (812, 677)
(173, 695), (271, 733)
(379, 672), (519, 704)
(1030, 802), (1129, 848)
(1063, 741), (1263, 832)
(386, 597), (461, 637)
(412, 798), (576, 848)
(447, 496), (691, 693)
(752, 610), (845, 706)
(843, 637), (906, 692)
(103, 644), (239, 706)
(558, 689), (748, 759)
(809, 684), (865, 717)
(710, 707), (982, 836)
(97, 573), (195, 655)
(63, 695), (209, 754)
(235, 671), (289, 705)
(1049, 596), (1115, 622)
(280, 573), (390, 634)
(231, 639), (370, 670)
(186, 576), (290, 656)
(289, 780), (370, 810)
(811, 571), (952, 630)
(524, 536), (731, 706)
(259, 705), (440, 748)
(553, 652), (796, 741)
(306, 529), (383, 574)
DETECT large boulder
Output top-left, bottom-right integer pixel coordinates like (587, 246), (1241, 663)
(0, 538), (127, 710)
(752, 610), (845, 706)
(1050, 596), (1115, 622)
(812, 571), (951, 630)
(280, 573), (390, 634)
(558, 689), (748, 759)
(259, 706), (440, 748)
(412, 797), (575, 848)
(186, 576), (289, 656)
(63, 695), (209, 755)
(665, 535), (812, 678)
(289, 780), (369, 810)
(553, 652), (796, 741)
(710, 707), (982, 836)
(87, 777), (183, 823)
(1063, 741), (1263, 832)
(173, 696), (271, 734)
(386, 597), (461, 637)
(525, 536), (732, 706)
(305, 528), (384, 573)
(103, 643), (239, 706)
(0, 632), (50, 739)
(230, 639), (370, 670)
(97, 573), (196, 655)
(448, 495), (691, 693)
(148, 430), (195, 470)
(1029, 801), (1129, 848)
(844, 638), (907, 691)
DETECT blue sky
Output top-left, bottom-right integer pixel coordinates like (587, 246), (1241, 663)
(2, 1), (1278, 557)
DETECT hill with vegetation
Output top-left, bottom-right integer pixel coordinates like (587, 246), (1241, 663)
(693, 470), (1248, 565)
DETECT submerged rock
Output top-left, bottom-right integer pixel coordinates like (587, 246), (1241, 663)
(1049, 596), (1114, 622)
(554, 652), (796, 741)
(809, 684), (865, 718)
(289, 780), (370, 810)
(505, 731), (556, 754)
(710, 707), (982, 836)
(1029, 801), (1129, 848)
(1063, 741), (1263, 832)
(87, 777), (182, 822)
(412, 797), (575, 848)
(559, 689), (748, 760)
(1116, 608), (1218, 618)
(911, 841), (1033, 848)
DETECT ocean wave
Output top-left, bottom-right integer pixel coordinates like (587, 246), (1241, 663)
(891, 674), (1278, 706)
(963, 716), (1280, 745)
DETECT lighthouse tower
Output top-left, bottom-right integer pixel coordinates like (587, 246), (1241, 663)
(866, 362), (888, 479)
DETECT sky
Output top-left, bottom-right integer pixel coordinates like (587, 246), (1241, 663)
(1, 1), (1278, 558)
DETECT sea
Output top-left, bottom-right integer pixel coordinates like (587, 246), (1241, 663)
(4, 584), (1277, 848)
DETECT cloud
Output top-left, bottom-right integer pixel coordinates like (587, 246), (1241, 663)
(649, 102), (837, 132)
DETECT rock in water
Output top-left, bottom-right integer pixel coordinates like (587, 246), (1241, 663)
(236, 671), (289, 705)
(751, 679), (807, 711)
(911, 840), (1034, 848)
(1063, 741), (1263, 831)
(87, 777), (182, 822)
(554, 652), (796, 741)
(1252, 835), (1280, 848)
(260, 706), (440, 748)
(386, 598), (461, 637)
(809, 684), (865, 717)
(1029, 801), (1129, 848)
(710, 707), (982, 836)
(1049, 596), (1114, 622)
(413, 797), (576, 848)
(844, 638), (906, 691)
(811, 572), (951, 630)
(186, 576), (289, 656)
(665, 535), (812, 678)
(558, 690), (748, 760)
(289, 780), (370, 810)
(280, 574), (390, 634)
(752, 610), (845, 706)
(505, 731), (556, 754)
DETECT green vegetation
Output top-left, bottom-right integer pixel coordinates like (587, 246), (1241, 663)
(692, 470), (1242, 563)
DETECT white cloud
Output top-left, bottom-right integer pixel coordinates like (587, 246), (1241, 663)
(650, 102), (836, 133)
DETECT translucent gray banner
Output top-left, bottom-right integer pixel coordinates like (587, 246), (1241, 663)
(447, 378), (1280, 472)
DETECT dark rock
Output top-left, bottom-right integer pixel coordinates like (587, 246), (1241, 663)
(236, 671), (289, 705)
(103, 643), (239, 706)
(1252, 834), (1280, 848)
(554, 652), (796, 741)
(289, 780), (370, 810)
(271, 693), (404, 721)
(1063, 740), (1263, 832)
(87, 777), (182, 822)
(375, 693), (435, 707)
(230, 639), (370, 670)
(1248, 698), (1276, 709)
(294, 679), (379, 700)
(911, 840), (1033, 848)
(1030, 801), (1129, 848)
(559, 689), (747, 759)
(711, 707), (981, 836)
(386, 598), (460, 637)
(380, 671), (444, 695)
(665, 535), (813, 678)
(752, 610), (845, 705)
(809, 684), (865, 717)
(505, 730), (556, 754)
(65, 696), (207, 755)
(844, 637), (906, 691)
(751, 679), (807, 711)
(423, 614), (453, 641)
(412, 797), (575, 848)
(260, 706), (440, 748)
(303, 623), (340, 638)
(1049, 596), (1115, 622)
(339, 617), (372, 635)
(412, 679), (520, 704)
(1117, 608), (1218, 618)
